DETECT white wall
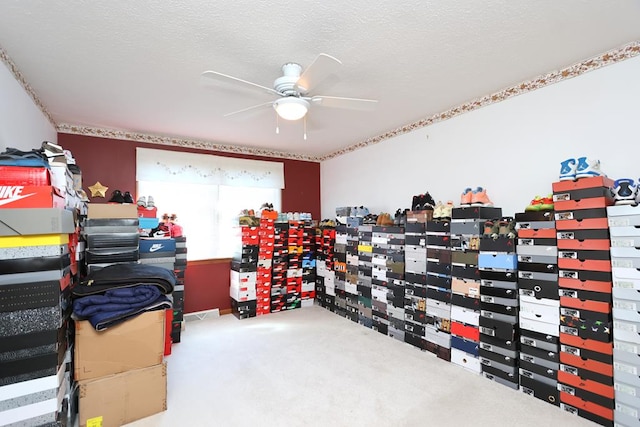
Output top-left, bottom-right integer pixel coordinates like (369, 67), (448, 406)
(321, 55), (640, 219)
(0, 60), (57, 151)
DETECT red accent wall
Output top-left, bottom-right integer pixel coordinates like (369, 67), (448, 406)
(59, 133), (320, 313)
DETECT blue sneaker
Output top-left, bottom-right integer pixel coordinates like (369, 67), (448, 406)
(575, 157), (604, 179)
(614, 178), (638, 205)
(559, 158), (577, 181)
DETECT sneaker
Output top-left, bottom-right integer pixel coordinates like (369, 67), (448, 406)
(540, 195), (554, 210)
(575, 157), (605, 179)
(442, 201), (454, 219)
(471, 187), (493, 207)
(137, 196), (147, 208)
(381, 213), (394, 226)
(412, 195), (422, 211)
(559, 158), (577, 181)
(394, 209), (402, 225)
(460, 188), (473, 206)
(422, 193), (436, 210)
(108, 189), (125, 203)
(498, 217), (516, 238)
(483, 220), (497, 237)
(123, 191), (134, 204)
(525, 196), (544, 211)
(432, 201), (444, 219)
(613, 178), (638, 205)
(147, 196), (155, 208)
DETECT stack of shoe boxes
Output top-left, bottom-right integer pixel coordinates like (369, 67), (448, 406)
(270, 221), (288, 313)
(357, 225), (373, 328)
(84, 204), (140, 274)
(301, 224), (316, 308)
(316, 227), (336, 309)
(286, 220), (303, 310)
(607, 204), (640, 427)
(138, 237), (176, 271)
(449, 206), (501, 374)
(553, 176), (615, 427)
(256, 217), (275, 316)
(230, 224), (259, 319)
(172, 236), (187, 343)
(333, 225), (348, 318)
(344, 221), (360, 322)
(515, 210), (560, 406)
(372, 225), (404, 337)
(403, 219), (427, 348)
(425, 217), (453, 361)
(478, 220), (519, 390)
(0, 209), (76, 426)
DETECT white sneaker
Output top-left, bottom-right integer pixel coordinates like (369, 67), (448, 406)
(147, 195), (155, 208)
(575, 157), (605, 179)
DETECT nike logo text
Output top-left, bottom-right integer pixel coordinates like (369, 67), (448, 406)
(0, 186), (36, 206)
(149, 243), (164, 252)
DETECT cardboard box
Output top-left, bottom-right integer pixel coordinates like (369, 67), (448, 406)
(0, 185), (65, 209)
(87, 203), (138, 219)
(78, 362), (167, 427)
(74, 310), (165, 381)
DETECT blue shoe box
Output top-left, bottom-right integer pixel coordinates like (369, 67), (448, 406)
(138, 217), (160, 229)
(139, 237), (176, 254)
(478, 253), (517, 270)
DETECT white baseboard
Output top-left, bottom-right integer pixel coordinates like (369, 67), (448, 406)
(184, 308), (220, 322)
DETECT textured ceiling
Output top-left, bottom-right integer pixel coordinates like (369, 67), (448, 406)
(0, 1), (639, 160)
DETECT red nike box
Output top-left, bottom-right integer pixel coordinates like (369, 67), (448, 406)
(0, 185), (65, 209)
(0, 166), (51, 186)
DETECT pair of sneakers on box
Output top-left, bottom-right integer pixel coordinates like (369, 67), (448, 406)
(136, 195), (155, 208)
(411, 193), (436, 211)
(613, 178), (640, 206)
(484, 217), (516, 239)
(559, 157), (605, 181)
(460, 187), (493, 207)
(433, 201), (454, 219)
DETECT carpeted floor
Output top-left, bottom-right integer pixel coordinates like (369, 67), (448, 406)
(125, 305), (595, 427)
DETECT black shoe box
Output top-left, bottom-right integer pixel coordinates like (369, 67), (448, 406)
(520, 328), (559, 350)
(85, 248), (139, 264)
(515, 211), (555, 222)
(404, 319), (426, 337)
(558, 382), (614, 410)
(231, 260), (257, 272)
(559, 308), (611, 343)
(480, 269), (518, 285)
(372, 320), (388, 335)
(479, 316), (517, 341)
(426, 235), (450, 248)
(372, 225), (404, 234)
(404, 307), (427, 325)
(427, 260), (451, 276)
(519, 375), (559, 406)
(425, 341), (451, 361)
(450, 293), (480, 311)
(480, 300), (518, 317)
(479, 236), (517, 253)
(480, 284), (517, 300)
(480, 332), (518, 352)
(357, 284), (372, 299)
(404, 234), (426, 247)
(405, 272), (427, 286)
(405, 331), (427, 350)
(346, 309), (359, 323)
(426, 273), (452, 290)
(358, 314), (373, 328)
(322, 294), (335, 310)
(427, 247), (451, 263)
(232, 253), (258, 264)
(483, 362), (519, 384)
(452, 206), (502, 220)
(519, 281), (559, 300)
(405, 222), (426, 234)
(426, 220), (450, 233)
(518, 237), (557, 247)
(480, 347), (518, 369)
(334, 306), (348, 318)
(426, 286), (452, 303)
(553, 185), (614, 201)
(85, 232), (139, 249)
(451, 264), (481, 281)
(405, 283), (427, 298)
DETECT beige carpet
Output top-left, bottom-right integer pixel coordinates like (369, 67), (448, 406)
(125, 305), (595, 427)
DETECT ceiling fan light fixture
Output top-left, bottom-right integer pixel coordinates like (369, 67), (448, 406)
(274, 97), (309, 121)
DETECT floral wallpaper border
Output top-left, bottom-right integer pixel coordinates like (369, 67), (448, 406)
(0, 45), (56, 127)
(56, 124), (321, 162)
(319, 41), (640, 161)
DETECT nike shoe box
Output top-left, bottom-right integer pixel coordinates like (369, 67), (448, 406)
(0, 185), (66, 210)
(450, 347), (481, 374)
(519, 374), (559, 406)
(404, 330), (427, 350)
(478, 253), (517, 270)
(86, 232), (139, 250)
(425, 340), (451, 361)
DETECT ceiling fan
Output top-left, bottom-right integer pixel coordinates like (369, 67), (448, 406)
(201, 54), (378, 124)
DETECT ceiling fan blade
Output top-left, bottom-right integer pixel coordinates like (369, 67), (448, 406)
(223, 101), (273, 117)
(296, 53), (342, 94)
(310, 95), (378, 111)
(201, 70), (282, 97)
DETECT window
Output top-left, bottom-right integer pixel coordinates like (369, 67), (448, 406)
(136, 148), (284, 260)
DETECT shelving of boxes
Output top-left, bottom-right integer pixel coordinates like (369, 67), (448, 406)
(607, 204), (640, 427)
(372, 225), (405, 337)
(478, 221), (519, 390)
(270, 221), (288, 313)
(449, 206), (502, 374)
(230, 224), (258, 319)
(357, 224), (373, 328)
(316, 227), (336, 309)
(333, 225), (348, 318)
(553, 176), (615, 427)
(301, 223), (316, 308)
(403, 218), (427, 347)
(425, 215), (453, 361)
(515, 210), (560, 406)
(256, 217), (275, 316)
(344, 220), (360, 322)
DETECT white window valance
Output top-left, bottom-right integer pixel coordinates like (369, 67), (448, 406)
(136, 147), (285, 189)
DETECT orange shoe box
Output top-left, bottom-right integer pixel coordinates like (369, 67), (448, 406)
(555, 217), (609, 230)
(559, 288), (612, 313)
(558, 258), (612, 273)
(559, 277), (612, 294)
(0, 166), (51, 186)
(560, 352), (613, 377)
(518, 228), (556, 239)
(552, 176), (615, 192)
(560, 332), (613, 356)
(555, 197), (614, 211)
(0, 185), (65, 209)
(559, 392), (614, 421)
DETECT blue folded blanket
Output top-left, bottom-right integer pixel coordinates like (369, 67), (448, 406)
(73, 285), (172, 331)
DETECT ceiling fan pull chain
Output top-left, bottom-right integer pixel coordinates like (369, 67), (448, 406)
(303, 116), (307, 140)
(275, 111), (280, 134)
